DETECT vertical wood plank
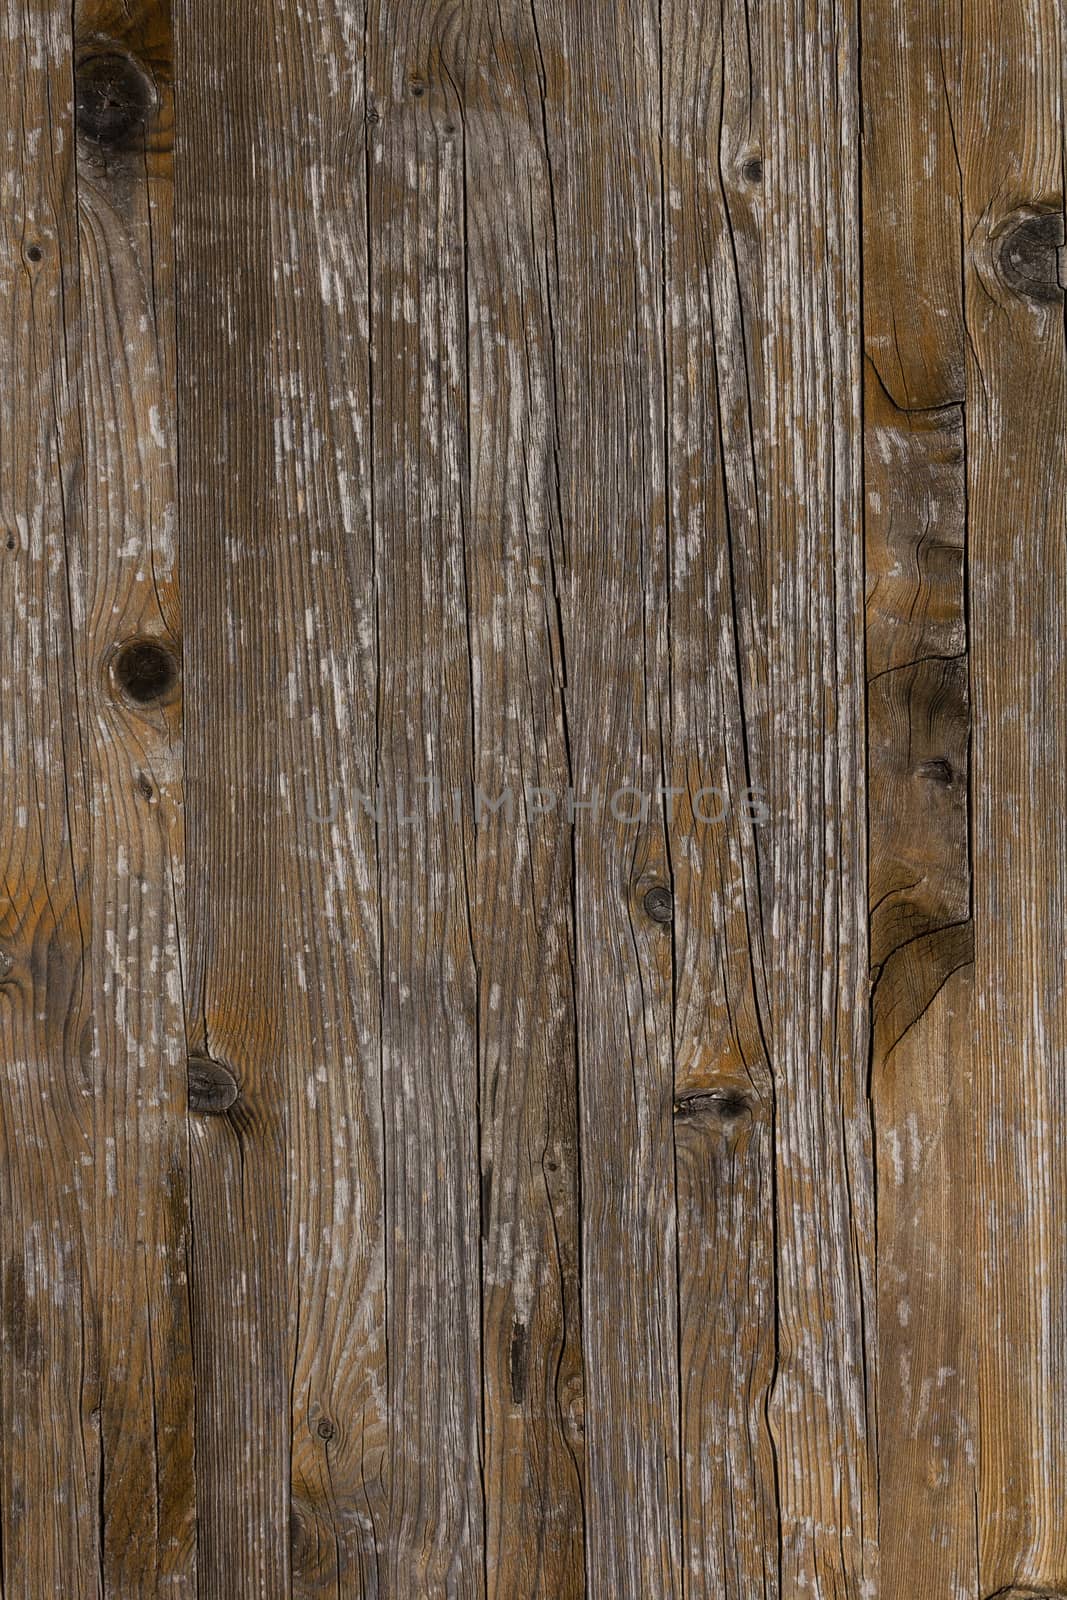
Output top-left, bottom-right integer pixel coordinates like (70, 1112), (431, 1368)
(861, 0), (978, 1589)
(451, 4), (587, 1595)
(364, 7), (486, 1593)
(533, 2), (682, 1592)
(961, 0), (1067, 1585)
(175, 0), (292, 1588)
(251, 10), (388, 1595)
(865, 383), (976, 1595)
(660, 0), (780, 1593)
(70, 0), (198, 1588)
(0, 7), (98, 1594)
(861, 0), (965, 408)
(758, 0), (877, 1590)
(177, 0), (390, 1592)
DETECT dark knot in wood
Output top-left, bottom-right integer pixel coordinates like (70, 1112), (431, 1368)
(997, 209), (1065, 304)
(742, 156), (763, 182)
(110, 636), (180, 706)
(75, 49), (155, 149)
(674, 1089), (751, 1121)
(642, 885), (673, 924)
(509, 1320), (528, 1404)
(187, 1056), (240, 1115)
(315, 1417), (336, 1441)
(917, 757), (955, 786)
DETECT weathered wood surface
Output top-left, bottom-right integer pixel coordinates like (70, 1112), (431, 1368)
(3, 0), (1067, 1594)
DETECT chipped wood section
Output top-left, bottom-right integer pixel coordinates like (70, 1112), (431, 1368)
(4, 0), (1067, 1594)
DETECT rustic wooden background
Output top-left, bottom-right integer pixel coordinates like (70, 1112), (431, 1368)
(2, 0), (1066, 1593)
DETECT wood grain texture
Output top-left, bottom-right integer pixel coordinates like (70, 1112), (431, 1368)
(758, 0), (878, 1590)
(535, 2), (682, 1591)
(865, 314), (978, 1600)
(2, 0), (198, 1592)
(862, 0), (977, 1586)
(4, 0), (1067, 1594)
(661, 0), (778, 1593)
(450, 3), (586, 1595)
(961, 0), (1067, 1585)
(176, 1), (293, 1586)
(862, 0), (964, 409)
(365, 4), (487, 1591)
(71, 0), (197, 1588)
(0, 8), (97, 1595)
(178, 0), (390, 1593)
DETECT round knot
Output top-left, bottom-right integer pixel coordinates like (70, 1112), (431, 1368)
(110, 636), (180, 707)
(187, 1056), (240, 1116)
(642, 885), (673, 924)
(75, 49), (155, 149)
(997, 209), (1064, 304)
